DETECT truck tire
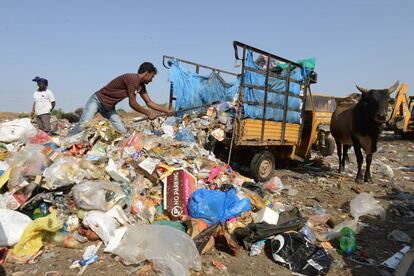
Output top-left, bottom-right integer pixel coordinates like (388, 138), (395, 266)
(318, 136), (335, 156)
(250, 151), (275, 182)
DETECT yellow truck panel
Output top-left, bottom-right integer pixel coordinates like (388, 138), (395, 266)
(239, 119), (300, 143)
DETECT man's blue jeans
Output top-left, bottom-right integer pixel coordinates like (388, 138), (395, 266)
(68, 93), (127, 136)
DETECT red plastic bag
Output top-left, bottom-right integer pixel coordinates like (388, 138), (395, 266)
(30, 131), (51, 144)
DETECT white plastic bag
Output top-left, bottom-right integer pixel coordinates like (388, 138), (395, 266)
(0, 118), (37, 143)
(82, 205), (128, 245)
(350, 192), (386, 220)
(113, 224), (201, 275)
(315, 219), (358, 241)
(0, 209), (33, 246)
(72, 181), (126, 211)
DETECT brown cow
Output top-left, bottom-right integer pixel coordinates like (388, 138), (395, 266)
(330, 81), (399, 183)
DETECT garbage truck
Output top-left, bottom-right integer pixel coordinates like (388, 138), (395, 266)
(164, 41), (321, 181)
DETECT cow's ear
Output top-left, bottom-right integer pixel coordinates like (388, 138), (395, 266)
(387, 81), (399, 94)
(356, 85), (369, 95)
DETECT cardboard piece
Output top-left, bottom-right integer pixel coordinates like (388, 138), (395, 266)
(163, 168), (197, 220)
(7, 192), (29, 210)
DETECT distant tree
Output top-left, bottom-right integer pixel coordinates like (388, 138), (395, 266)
(17, 112), (31, 118)
(51, 108), (65, 119)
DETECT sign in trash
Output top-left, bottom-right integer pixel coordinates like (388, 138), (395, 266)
(163, 168), (196, 220)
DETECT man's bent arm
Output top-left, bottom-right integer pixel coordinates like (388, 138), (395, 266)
(128, 90), (154, 117)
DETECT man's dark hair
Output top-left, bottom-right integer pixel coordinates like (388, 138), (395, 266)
(138, 62), (157, 74)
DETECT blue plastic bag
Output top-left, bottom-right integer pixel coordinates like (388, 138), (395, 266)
(188, 189), (251, 225)
(175, 127), (195, 142)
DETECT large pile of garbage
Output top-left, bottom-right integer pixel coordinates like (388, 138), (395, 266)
(0, 110), (394, 275)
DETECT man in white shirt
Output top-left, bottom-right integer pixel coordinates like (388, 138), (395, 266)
(31, 77), (56, 135)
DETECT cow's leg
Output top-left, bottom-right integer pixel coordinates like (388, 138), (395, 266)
(343, 145), (350, 164)
(364, 153), (373, 183)
(342, 145), (350, 170)
(353, 141), (364, 183)
(335, 140), (343, 173)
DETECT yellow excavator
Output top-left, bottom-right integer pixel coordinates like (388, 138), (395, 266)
(387, 83), (414, 139)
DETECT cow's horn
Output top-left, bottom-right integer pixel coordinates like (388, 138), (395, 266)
(387, 81), (400, 94)
(356, 85), (369, 94)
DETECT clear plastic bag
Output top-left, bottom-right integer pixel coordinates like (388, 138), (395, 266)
(6, 144), (49, 190)
(263, 176), (284, 194)
(72, 181), (126, 211)
(43, 156), (86, 190)
(113, 224), (201, 275)
(350, 192), (386, 220)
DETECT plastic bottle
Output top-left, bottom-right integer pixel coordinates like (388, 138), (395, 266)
(339, 227), (356, 255)
(43, 231), (81, 249)
(300, 223), (316, 243)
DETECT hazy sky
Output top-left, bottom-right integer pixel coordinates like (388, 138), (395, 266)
(1, 0), (413, 112)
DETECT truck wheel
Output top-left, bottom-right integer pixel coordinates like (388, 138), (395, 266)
(250, 151), (275, 182)
(318, 136), (335, 156)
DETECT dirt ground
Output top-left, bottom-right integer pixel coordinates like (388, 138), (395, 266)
(1, 131), (414, 276)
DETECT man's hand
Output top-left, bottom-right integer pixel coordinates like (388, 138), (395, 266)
(31, 111), (35, 119)
(165, 109), (176, 116)
(146, 111), (157, 120)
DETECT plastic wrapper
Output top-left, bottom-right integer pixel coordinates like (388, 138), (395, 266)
(0, 118), (37, 143)
(72, 181), (126, 211)
(188, 189), (251, 225)
(43, 156), (86, 190)
(113, 224), (201, 275)
(350, 192), (386, 220)
(0, 209), (33, 246)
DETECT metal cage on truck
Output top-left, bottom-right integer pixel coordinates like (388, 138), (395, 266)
(163, 41), (319, 181)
